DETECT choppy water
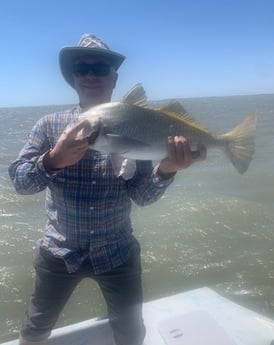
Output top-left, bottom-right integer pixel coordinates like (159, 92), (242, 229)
(0, 94), (274, 342)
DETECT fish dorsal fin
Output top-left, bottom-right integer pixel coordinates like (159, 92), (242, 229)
(161, 108), (210, 134)
(159, 100), (187, 114)
(159, 100), (208, 132)
(158, 100), (209, 133)
(121, 83), (147, 107)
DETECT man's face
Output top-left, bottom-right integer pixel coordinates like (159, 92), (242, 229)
(72, 56), (118, 108)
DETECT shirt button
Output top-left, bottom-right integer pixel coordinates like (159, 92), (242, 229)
(89, 206), (94, 210)
(92, 180), (96, 185)
(90, 231), (95, 234)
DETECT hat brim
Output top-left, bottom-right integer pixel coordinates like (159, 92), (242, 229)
(59, 47), (125, 88)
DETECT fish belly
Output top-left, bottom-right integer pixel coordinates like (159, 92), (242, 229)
(92, 132), (167, 160)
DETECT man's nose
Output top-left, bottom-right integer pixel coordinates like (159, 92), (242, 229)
(85, 71), (97, 79)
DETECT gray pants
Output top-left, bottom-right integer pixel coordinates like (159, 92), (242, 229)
(21, 245), (145, 345)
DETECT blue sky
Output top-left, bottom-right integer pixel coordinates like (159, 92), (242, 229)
(0, 0), (273, 107)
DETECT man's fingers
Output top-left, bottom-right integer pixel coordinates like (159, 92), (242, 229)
(66, 119), (91, 137)
(167, 136), (207, 167)
(159, 136), (207, 175)
(174, 138), (185, 166)
(167, 137), (177, 161)
(180, 138), (192, 163)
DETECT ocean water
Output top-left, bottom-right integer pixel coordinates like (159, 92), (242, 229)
(0, 94), (274, 341)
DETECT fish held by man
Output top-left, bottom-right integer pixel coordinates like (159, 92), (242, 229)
(79, 84), (257, 178)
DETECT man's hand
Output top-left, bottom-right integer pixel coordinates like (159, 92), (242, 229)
(43, 120), (93, 171)
(156, 136), (207, 179)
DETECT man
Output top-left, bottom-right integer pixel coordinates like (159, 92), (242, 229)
(9, 33), (206, 345)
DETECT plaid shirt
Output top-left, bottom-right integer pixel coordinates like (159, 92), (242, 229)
(9, 106), (173, 274)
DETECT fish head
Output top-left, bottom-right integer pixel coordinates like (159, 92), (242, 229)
(80, 102), (118, 136)
(80, 115), (101, 140)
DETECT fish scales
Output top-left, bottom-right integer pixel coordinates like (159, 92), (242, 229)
(88, 102), (218, 148)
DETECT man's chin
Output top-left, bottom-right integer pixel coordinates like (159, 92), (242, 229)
(81, 86), (105, 97)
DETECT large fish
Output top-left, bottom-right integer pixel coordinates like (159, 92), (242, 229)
(79, 84), (256, 178)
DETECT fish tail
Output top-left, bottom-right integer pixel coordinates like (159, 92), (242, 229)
(218, 113), (257, 174)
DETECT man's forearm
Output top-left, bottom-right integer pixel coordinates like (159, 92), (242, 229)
(8, 154), (56, 195)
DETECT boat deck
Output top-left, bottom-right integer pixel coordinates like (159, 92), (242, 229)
(2, 287), (274, 345)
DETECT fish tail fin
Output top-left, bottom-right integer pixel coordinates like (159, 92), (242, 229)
(218, 113), (257, 174)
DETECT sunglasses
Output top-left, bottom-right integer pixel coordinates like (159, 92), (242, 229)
(72, 63), (113, 77)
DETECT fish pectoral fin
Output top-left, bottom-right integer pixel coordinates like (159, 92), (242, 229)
(120, 84), (147, 107)
(110, 153), (137, 180)
(106, 134), (149, 150)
